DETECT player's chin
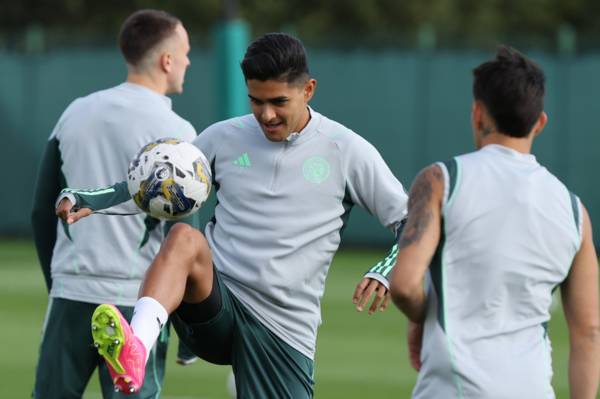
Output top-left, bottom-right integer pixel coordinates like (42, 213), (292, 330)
(261, 126), (288, 142)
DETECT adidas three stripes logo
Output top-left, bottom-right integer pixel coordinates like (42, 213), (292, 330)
(233, 152), (251, 167)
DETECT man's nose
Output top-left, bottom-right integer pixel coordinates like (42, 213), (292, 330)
(261, 105), (276, 122)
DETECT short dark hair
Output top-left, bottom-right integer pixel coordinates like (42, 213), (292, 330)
(241, 33), (310, 84)
(473, 46), (545, 138)
(119, 9), (180, 67)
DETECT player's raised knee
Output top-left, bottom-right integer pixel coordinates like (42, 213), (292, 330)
(167, 223), (202, 244)
(165, 223), (209, 255)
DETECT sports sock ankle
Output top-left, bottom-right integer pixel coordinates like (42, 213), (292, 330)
(130, 296), (168, 361)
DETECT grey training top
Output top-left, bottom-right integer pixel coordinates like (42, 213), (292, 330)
(414, 145), (581, 399)
(46, 83), (196, 306)
(194, 108), (407, 358)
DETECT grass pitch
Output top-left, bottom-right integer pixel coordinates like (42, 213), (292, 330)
(0, 239), (574, 398)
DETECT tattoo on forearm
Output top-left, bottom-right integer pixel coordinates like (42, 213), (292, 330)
(399, 166), (442, 249)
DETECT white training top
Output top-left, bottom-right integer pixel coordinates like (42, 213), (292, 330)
(414, 144), (582, 399)
(49, 82), (196, 306)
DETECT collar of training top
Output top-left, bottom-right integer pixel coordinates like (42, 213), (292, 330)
(285, 106), (320, 145)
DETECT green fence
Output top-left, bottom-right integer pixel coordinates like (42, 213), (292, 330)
(1, 48), (598, 247)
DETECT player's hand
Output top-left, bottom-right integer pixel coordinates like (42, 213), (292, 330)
(352, 277), (391, 314)
(407, 320), (423, 371)
(55, 198), (92, 224)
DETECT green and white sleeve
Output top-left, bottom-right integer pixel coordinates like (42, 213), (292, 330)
(57, 181), (132, 211)
(363, 244), (399, 289)
(362, 219), (406, 288)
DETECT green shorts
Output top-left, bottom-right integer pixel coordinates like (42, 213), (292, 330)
(172, 267), (314, 399)
(33, 297), (169, 399)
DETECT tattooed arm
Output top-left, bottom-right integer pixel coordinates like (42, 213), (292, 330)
(389, 164), (444, 322)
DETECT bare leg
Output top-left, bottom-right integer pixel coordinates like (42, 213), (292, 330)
(139, 222), (214, 313)
(91, 224), (213, 394)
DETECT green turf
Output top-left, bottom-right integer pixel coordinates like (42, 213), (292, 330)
(0, 239), (575, 398)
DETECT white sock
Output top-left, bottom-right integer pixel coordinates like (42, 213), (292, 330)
(130, 296), (168, 361)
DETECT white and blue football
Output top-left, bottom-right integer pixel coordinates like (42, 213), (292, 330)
(127, 138), (211, 220)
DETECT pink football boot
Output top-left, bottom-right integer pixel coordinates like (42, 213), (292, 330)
(91, 304), (147, 394)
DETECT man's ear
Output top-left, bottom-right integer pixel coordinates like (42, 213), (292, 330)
(159, 52), (172, 73)
(532, 111), (548, 137)
(304, 79), (317, 102)
(471, 101), (482, 131)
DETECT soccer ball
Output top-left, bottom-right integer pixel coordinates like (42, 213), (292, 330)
(127, 138), (211, 220)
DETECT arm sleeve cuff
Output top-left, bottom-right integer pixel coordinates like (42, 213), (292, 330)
(55, 192), (77, 209)
(363, 272), (390, 290)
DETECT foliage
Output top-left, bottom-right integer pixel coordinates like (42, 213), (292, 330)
(1, 0), (600, 50)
